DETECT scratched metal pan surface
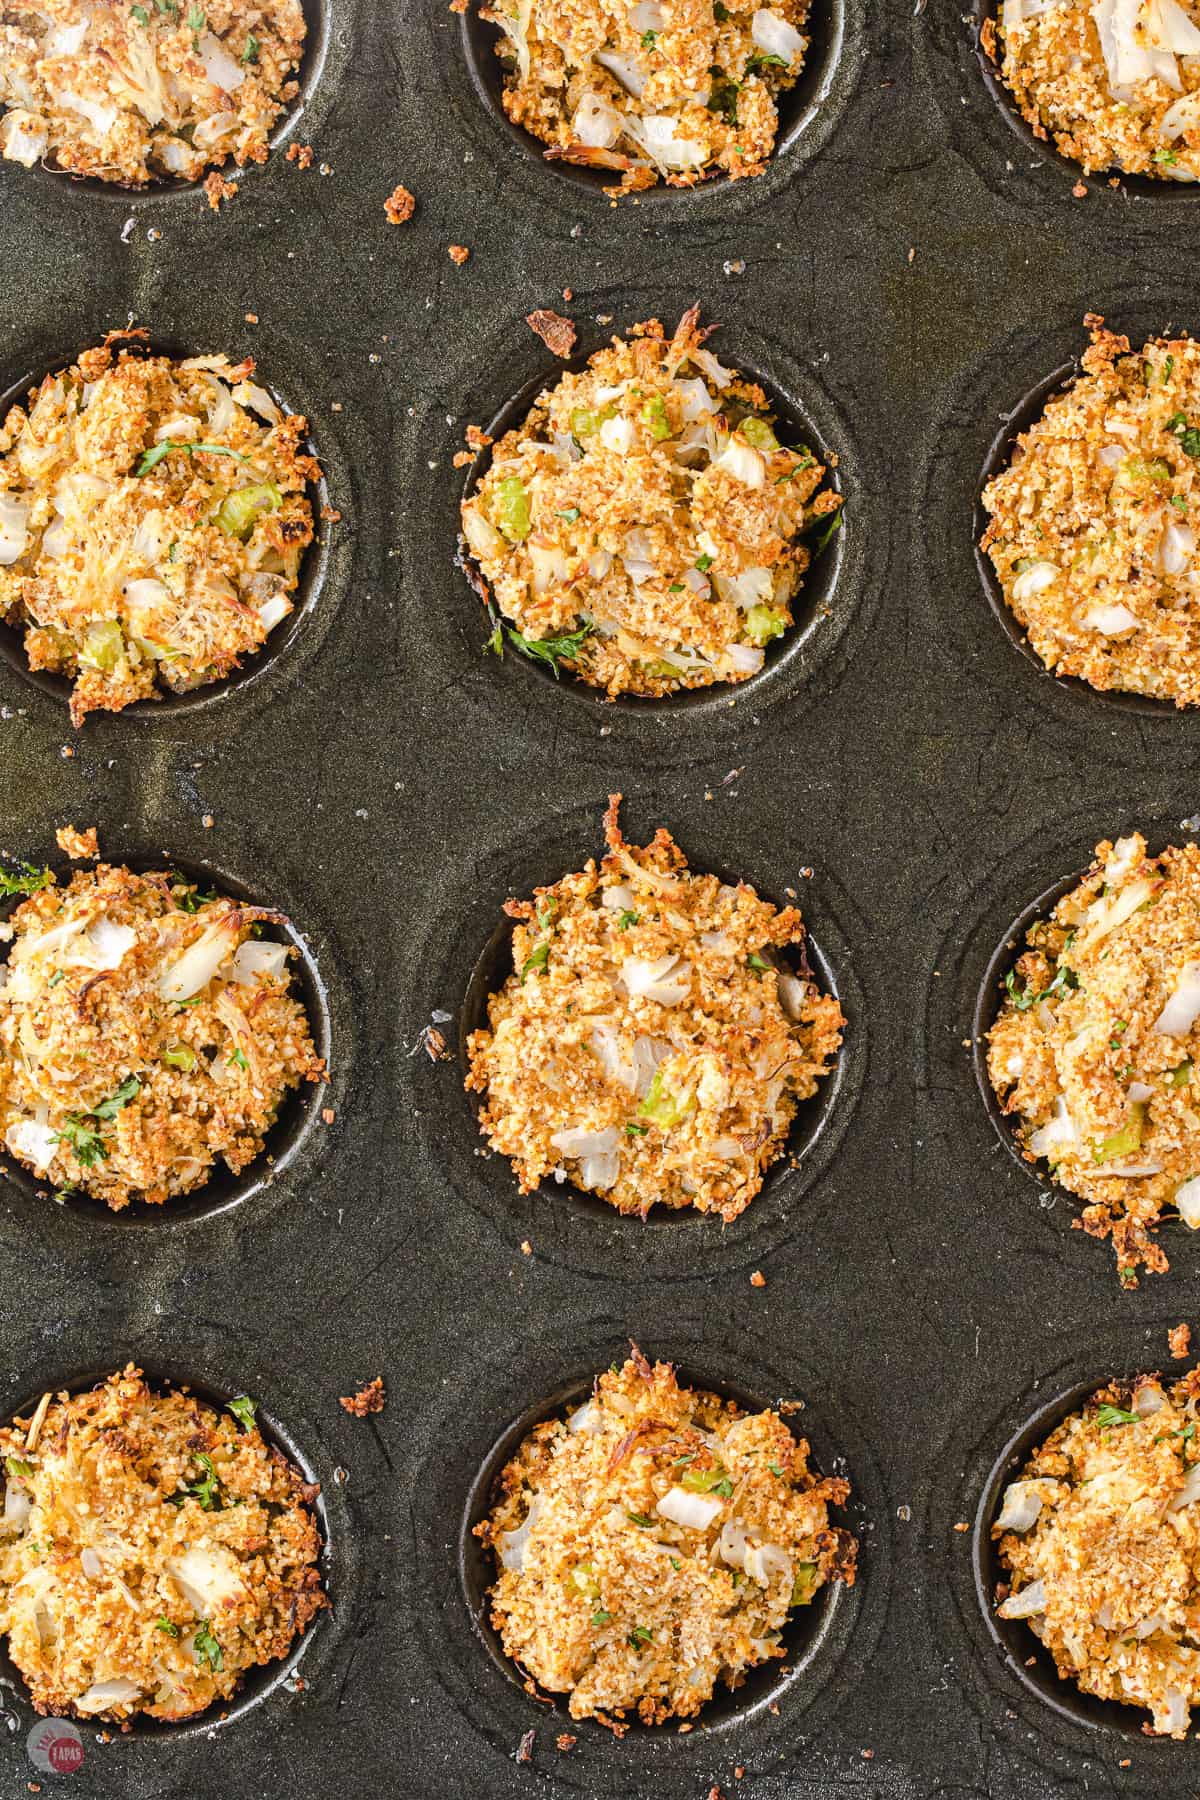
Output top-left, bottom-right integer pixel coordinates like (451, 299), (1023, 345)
(0, 0), (1195, 1794)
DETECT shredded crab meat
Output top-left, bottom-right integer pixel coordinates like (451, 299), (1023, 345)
(475, 1352), (856, 1726)
(0, 0), (305, 186)
(0, 857), (323, 1210)
(982, 317), (1200, 707)
(479, 0), (810, 190)
(0, 1367), (326, 1723)
(986, 830), (1200, 1284)
(465, 795), (843, 1221)
(462, 308), (840, 699)
(993, 1369), (1200, 1735)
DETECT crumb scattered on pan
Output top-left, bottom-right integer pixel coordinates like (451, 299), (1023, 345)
(384, 182), (416, 224)
(476, 1350), (856, 1726)
(448, 244), (470, 265)
(54, 825), (98, 861)
(526, 309), (577, 358)
(0, 1366), (326, 1722)
(203, 171), (238, 212)
(987, 830), (1200, 1283)
(286, 142), (314, 169)
(338, 1377), (385, 1417)
(750, 1269), (766, 1287)
(993, 1366), (1200, 1735)
(1171, 1322), (1192, 1358)
(466, 795), (843, 1220)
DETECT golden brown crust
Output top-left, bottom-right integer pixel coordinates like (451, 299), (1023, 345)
(338, 1378), (385, 1417)
(477, 1353), (854, 1725)
(0, 1366), (326, 1723)
(0, 1), (305, 186)
(466, 799), (842, 1220)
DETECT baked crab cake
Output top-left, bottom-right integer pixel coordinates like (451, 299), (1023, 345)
(0, 1), (305, 186)
(477, 0), (811, 190)
(465, 795), (844, 1220)
(461, 307), (841, 699)
(475, 1350), (857, 1727)
(0, 1366), (326, 1723)
(0, 330), (319, 725)
(982, 316), (1200, 707)
(0, 855), (323, 1210)
(985, 831), (1200, 1284)
(992, 1368), (1200, 1737)
(987, 0), (1200, 180)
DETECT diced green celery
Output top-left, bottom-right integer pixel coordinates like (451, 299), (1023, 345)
(741, 416), (779, 452)
(745, 604), (787, 646)
(1121, 456), (1171, 483)
(637, 1068), (692, 1128)
(570, 407), (597, 437)
(495, 475), (531, 542)
(570, 1563), (600, 1598)
(1093, 1102), (1145, 1164)
(163, 1044), (196, 1072)
(680, 1463), (732, 1495)
(79, 621), (124, 671)
(641, 395), (672, 441)
(1167, 1059), (1193, 1088)
(790, 1562), (819, 1606)
(216, 482), (281, 540)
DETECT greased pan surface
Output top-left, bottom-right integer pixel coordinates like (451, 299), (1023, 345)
(0, 1), (1195, 1794)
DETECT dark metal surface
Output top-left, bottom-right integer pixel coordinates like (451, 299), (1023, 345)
(0, 0), (1197, 1794)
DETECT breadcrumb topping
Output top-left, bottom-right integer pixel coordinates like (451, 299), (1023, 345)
(987, 830), (1200, 1283)
(0, 332), (319, 724)
(462, 308), (840, 698)
(479, 0), (811, 189)
(466, 796), (843, 1220)
(0, 0), (305, 186)
(992, 0), (1200, 180)
(994, 1367), (1200, 1736)
(0, 1367), (325, 1723)
(981, 316), (1200, 706)
(0, 859), (323, 1210)
(476, 1352), (855, 1726)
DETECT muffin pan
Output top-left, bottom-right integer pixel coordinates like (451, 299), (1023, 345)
(2, 0), (1200, 1792)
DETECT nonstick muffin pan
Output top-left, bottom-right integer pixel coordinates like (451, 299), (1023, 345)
(2, 0), (1200, 1793)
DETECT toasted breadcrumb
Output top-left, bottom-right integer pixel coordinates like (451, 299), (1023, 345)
(448, 244), (470, 265)
(987, 831), (1200, 1282)
(981, 317), (1200, 706)
(480, 0), (810, 190)
(0, 861), (323, 1210)
(0, 333), (320, 724)
(338, 1377), (385, 1418)
(750, 1269), (767, 1287)
(1171, 1323), (1192, 1358)
(477, 1352), (855, 1726)
(461, 307), (840, 698)
(0, 1366), (326, 1722)
(54, 825), (98, 861)
(285, 141), (313, 168)
(994, 1368), (1200, 1735)
(203, 170), (238, 212)
(0, 1), (304, 186)
(384, 182), (416, 223)
(467, 797), (843, 1221)
(526, 309), (577, 358)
